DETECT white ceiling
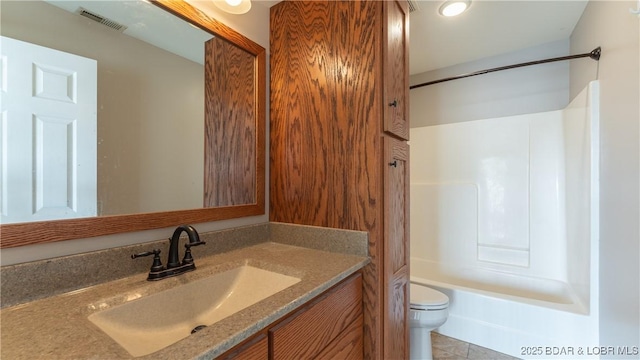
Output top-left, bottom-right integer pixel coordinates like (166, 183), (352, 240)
(409, 0), (589, 75)
(45, 0), (213, 64)
(45, 0), (588, 75)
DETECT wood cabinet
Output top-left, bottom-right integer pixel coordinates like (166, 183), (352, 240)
(384, 0), (410, 140)
(269, 1), (410, 359)
(270, 273), (363, 359)
(219, 273), (363, 360)
(383, 138), (410, 359)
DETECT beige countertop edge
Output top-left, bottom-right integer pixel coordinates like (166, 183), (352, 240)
(0, 242), (369, 360)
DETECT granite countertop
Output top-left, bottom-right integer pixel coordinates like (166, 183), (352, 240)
(0, 224), (369, 359)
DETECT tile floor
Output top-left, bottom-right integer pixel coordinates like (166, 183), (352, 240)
(431, 333), (521, 360)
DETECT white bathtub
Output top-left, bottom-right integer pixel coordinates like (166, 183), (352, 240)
(411, 258), (585, 312)
(409, 82), (600, 359)
(411, 258), (599, 359)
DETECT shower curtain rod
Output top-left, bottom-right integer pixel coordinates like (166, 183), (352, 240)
(409, 46), (601, 90)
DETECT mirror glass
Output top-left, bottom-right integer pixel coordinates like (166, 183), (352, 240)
(0, 0), (265, 246)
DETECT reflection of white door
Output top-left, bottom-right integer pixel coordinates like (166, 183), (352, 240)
(1, 36), (97, 224)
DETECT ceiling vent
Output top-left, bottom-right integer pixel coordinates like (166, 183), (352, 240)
(76, 7), (128, 32)
(407, 0), (421, 13)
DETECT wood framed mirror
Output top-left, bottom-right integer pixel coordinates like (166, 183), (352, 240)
(0, 0), (265, 248)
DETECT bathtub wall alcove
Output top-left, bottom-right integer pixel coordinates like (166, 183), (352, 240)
(410, 81), (600, 359)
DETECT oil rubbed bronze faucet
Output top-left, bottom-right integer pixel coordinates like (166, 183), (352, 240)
(132, 225), (206, 281)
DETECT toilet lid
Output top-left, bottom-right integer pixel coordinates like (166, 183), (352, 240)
(410, 283), (449, 310)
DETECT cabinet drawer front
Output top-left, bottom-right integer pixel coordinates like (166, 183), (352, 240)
(270, 274), (363, 359)
(315, 314), (364, 360)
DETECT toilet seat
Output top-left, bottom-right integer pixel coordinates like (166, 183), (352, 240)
(410, 283), (449, 311)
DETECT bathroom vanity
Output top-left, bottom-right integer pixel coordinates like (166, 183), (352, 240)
(221, 272), (363, 360)
(0, 223), (369, 359)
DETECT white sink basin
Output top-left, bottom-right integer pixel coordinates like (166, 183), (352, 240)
(88, 265), (300, 357)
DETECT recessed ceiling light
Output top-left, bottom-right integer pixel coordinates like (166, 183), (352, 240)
(439, 0), (471, 17)
(211, 0), (252, 14)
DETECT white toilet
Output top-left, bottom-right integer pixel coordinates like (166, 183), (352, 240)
(409, 283), (450, 360)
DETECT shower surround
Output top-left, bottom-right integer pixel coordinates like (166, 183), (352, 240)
(410, 81), (599, 359)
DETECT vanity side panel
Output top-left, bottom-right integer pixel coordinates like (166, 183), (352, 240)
(269, 1), (384, 358)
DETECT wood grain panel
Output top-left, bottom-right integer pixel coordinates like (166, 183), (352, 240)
(270, 0), (381, 229)
(386, 139), (409, 274)
(219, 333), (268, 360)
(315, 315), (364, 360)
(385, 273), (409, 360)
(383, 137), (410, 360)
(269, 2), (384, 358)
(269, 273), (362, 359)
(204, 37), (256, 207)
(383, 0), (409, 140)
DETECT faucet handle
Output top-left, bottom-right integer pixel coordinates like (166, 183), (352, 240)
(186, 241), (206, 247)
(182, 241), (206, 265)
(131, 249), (164, 272)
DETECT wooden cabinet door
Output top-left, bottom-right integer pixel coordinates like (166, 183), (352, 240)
(383, 0), (410, 140)
(270, 274), (363, 359)
(383, 137), (410, 359)
(315, 314), (364, 360)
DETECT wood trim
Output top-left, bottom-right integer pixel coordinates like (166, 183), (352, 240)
(1, 206), (264, 248)
(0, 0), (266, 248)
(153, 0), (265, 56)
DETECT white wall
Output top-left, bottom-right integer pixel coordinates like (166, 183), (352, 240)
(570, 0), (640, 354)
(0, 1), (272, 265)
(410, 40), (570, 127)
